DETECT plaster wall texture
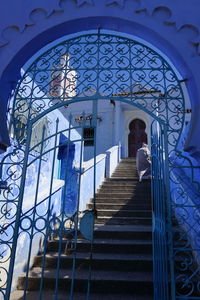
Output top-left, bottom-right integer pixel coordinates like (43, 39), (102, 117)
(80, 153), (107, 211)
(65, 99), (115, 161)
(0, 0), (200, 156)
(105, 145), (120, 177)
(80, 144), (121, 211)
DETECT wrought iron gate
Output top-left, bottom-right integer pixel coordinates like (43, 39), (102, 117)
(0, 31), (199, 300)
(0, 101), (99, 299)
(151, 120), (173, 300)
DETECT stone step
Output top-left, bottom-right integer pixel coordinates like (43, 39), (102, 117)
(111, 173), (137, 175)
(96, 193), (151, 199)
(101, 184), (141, 189)
(106, 178), (150, 182)
(50, 225), (152, 243)
(113, 170), (137, 173)
(11, 290), (153, 300)
(47, 239), (153, 254)
(105, 178), (138, 182)
(88, 203), (152, 212)
(94, 197), (151, 203)
(116, 166), (136, 168)
(98, 186), (150, 192)
(119, 158), (136, 161)
(93, 198), (151, 206)
(95, 193), (151, 199)
(102, 180), (139, 185)
(93, 225), (152, 240)
(102, 183), (150, 189)
(101, 183), (151, 189)
(96, 209), (152, 218)
(33, 252), (153, 272)
(17, 268), (153, 294)
(112, 170), (137, 173)
(98, 186), (147, 192)
(111, 176), (138, 179)
(95, 216), (152, 225)
(114, 168), (137, 171)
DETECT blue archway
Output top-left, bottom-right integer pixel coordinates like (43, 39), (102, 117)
(0, 17), (196, 154)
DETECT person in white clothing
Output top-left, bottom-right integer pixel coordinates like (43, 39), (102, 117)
(136, 143), (151, 182)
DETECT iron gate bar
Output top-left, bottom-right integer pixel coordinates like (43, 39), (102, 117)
(151, 120), (170, 300)
(69, 112), (84, 300)
(39, 118), (59, 300)
(22, 125), (47, 298)
(55, 115), (71, 299)
(85, 98), (98, 300)
(163, 124), (176, 300)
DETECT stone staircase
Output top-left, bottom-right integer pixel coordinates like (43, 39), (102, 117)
(12, 158), (153, 300)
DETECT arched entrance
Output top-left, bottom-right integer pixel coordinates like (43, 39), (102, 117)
(0, 31), (196, 300)
(128, 119), (147, 157)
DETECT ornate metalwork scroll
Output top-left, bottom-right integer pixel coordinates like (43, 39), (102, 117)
(12, 33), (184, 149)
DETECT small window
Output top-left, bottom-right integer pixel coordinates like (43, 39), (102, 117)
(83, 127), (94, 146)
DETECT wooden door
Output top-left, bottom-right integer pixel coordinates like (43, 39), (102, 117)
(128, 119), (147, 157)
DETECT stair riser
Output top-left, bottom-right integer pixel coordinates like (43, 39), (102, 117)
(111, 176), (138, 178)
(105, 179), (150, 183)
(94, 201), (152, 208)
(11, 291), (154, 300)
(103, 182), (139, 186)
(115, 170), (137, 172)
(101, 186), (139, 190)
(95, 218), (152, 226)
(33, 257), (153, 272)
(48, 230), (152, 241)
(98, 189), (150, 195)
(100, 182), (150, 187)
(98, 190), (150, 196)
(113, 167), (137, 170)
(47, 242), (152, 254)
(94, 231), (152, 240)
(96, 211), (152, 217)
(112, 172), (138, 175)
(99, 183), (151, 188)
(96, 193), (136, 198)
(95, 195), (152, 201)
(88, 204), (152, 211)
(112, 171), (137, 173)
(93, 198), (151, 204)
(112, 172), (137, 175)
(18, 278), (153, 294)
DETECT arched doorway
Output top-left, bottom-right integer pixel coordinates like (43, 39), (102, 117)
(128, 119), (147, 157)
(0, 31), (193, 300)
